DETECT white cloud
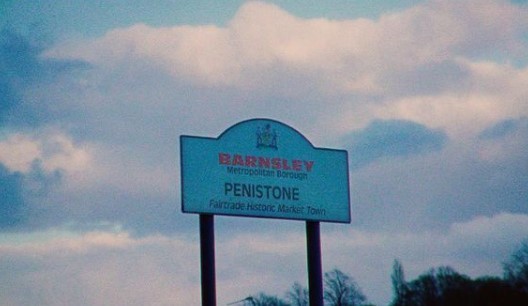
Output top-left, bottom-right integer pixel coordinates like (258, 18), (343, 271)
(67, 143), (176, 196)
(0, 132), (92, 174)
(48, 1), (527, 85)
(28, 0), (527, 235)
(0, 229), (200, 306)
(0, 134), (41, 172)
(0, 229), (133, 255)
(448, 213), (528, 255)
(364, 60), (528, 140)
(322, 212), (528, 305)
(1, 213), (527, 305)
(45, 0), (528, 143)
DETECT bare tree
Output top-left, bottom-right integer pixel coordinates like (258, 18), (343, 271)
(244, 293), (289, 306)
(285, 282), (308, 306)
(324, 269), (366, 306)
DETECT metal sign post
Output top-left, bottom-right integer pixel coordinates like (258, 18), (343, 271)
(200, 214), (216, 306)
(306, 221), (323, 306)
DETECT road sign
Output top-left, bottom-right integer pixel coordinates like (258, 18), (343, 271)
(180, 118), (350, 223)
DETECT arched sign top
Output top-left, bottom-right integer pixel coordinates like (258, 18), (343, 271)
(180, 118), (351, 223)
(217, 118), (316, 151)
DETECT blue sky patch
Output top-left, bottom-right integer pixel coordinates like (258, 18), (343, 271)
(0, 29), (89, 128)
(0, 164), (24, 228)
(479, 117), (527, 140)
(346, 119), (447, 170)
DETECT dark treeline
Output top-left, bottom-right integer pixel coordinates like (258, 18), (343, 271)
(236, 240), (528, 306)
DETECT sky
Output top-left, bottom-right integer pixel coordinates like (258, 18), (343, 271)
(1, 0), (527, 305)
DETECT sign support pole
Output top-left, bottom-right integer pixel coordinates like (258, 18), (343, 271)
(200, 214), (216, 306)
(306, 221), (324, 306)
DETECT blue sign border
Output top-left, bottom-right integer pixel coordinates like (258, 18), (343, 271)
(180, 118), (351, 223)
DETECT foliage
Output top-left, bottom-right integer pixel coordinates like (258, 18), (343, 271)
(473, 276), (528, 305)
(503, 240), (528, 293)
(391, 259), (407, 306)
(402, 266), (474, 306)
(243, 239), (528, 306)
(391, 262), (528, 306)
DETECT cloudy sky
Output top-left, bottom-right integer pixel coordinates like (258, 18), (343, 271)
(1, 0), (528, 305)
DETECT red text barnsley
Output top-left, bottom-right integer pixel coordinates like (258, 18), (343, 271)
(218, 153), (314, 172)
